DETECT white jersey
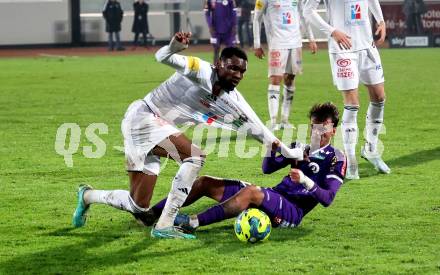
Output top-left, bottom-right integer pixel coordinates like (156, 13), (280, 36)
(253, 0), (313, 50)
(144, 40), (303, 159)
(303, 0), (384, 53)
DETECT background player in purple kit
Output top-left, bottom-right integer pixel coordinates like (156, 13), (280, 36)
(205, 0), (238, 62)
(144, 102), (346, 231)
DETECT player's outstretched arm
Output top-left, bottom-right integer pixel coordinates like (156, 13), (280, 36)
(235, 92), (303, 160)
(262, 141), (291, 174)
(155, 31), (191, 68)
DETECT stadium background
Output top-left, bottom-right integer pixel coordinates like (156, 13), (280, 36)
(1, 0), (440, 47)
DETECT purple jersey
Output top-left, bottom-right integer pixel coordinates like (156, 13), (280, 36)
(262, 143), (346, 222)
(205, 0), (237, 34)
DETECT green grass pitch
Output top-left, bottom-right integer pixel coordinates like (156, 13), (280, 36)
(1, 48), (439, 274)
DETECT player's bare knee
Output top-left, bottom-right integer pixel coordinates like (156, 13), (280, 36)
(270, 75), (282, 85)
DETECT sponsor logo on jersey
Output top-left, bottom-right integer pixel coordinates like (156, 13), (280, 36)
(311, 153), (325, 160)
(336, 58), (351, 67)
(345, 1), (366, 26)
(351, 3), (361, 20)
(202, 112), (218, 125)
(282, 12), (292, 24)
(308, 162), (320, 174)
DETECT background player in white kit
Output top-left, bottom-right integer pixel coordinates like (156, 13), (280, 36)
(253, 0), (318, 131)
(72, 32), (304, 239)
(304, 0), (390, 179)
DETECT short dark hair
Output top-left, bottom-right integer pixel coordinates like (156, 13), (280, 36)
(309, 102), (340, 127)
(220, 47), (248, 61)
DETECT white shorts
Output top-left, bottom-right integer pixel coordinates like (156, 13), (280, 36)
(121, 100), (181, 175)
(268, 48), (303, 77)
(329, 45), (385, 91)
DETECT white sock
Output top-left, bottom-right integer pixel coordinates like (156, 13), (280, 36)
(342, 105), (359, 166)
(365, 101), (385, 155)
(281, 85), (295, 123)
(155, 157), (205, 229)
(83, 189), (148, 213)
(268, 84), (280, 125)
(189, 216), (199, 228)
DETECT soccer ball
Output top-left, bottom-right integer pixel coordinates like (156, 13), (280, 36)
(234, 208), (271, 243)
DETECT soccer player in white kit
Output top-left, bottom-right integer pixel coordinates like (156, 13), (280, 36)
(72, 32), (304, 239)
(304, 0), (390, 179)
(253, 0), (318, 131)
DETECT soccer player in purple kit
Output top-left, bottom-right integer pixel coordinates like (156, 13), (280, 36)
(205, 0), (238, 62)
(145, 102), (346, 231)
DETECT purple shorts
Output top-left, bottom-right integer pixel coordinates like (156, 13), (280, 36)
(220, 180), (302, 228)
(213, 32), (235, 48)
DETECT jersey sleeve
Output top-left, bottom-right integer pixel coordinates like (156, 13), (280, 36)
(308, 177), (342, 207)
(368, 0), (384, 23)
(303, 0), (335, 37)
(231, 0), (238, 27)
(252, 0), (266, 48)
(299, 0), (315, 40)
(308, 149), (346, 207)
(262, 149), (291, 174)
(327, 149), (347, 182)
(155, 38), (212, 84)
(204, 0), (213, 29)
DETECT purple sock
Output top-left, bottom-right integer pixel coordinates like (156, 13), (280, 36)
(151, 198), (167, 215)
(197, 205), (225, 226)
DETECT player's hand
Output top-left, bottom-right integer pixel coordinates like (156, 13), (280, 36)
(309, 40), (318, 54)
(289, 168), (302, 183)
(271, 140), (281, 152)
(331, 30), (352, 50)
(254, 48), (265, 59)
(289, 168), (315, 190)
(175, 31), (192, 45)
(375, 21), (386, 45)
